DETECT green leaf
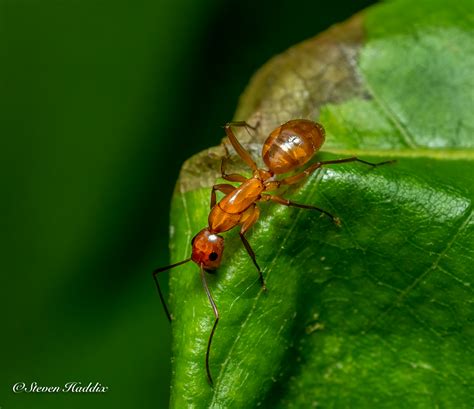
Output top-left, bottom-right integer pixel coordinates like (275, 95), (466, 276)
(167, 0), (474, 407)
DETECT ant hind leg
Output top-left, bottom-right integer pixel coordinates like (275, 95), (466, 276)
(316, 156), (396, 168)
(278, 157), (395, 186)
(224, 122), (258, 172)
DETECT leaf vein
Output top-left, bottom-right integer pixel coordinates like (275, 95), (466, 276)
(365, 207), (473, 331)
(362, 71), (419, 149)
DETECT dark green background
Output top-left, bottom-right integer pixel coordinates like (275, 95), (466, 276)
(1, 1), (375, 407)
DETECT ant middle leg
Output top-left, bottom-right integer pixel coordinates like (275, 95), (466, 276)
(261, 194), (341, 226)
(279, 157), (395, 186)
(210, 183), (235, 209)
(239, 205), (267, 291)
(220, 154), (247, 183)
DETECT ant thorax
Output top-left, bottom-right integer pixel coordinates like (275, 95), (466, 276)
(255, 168), (273, 181)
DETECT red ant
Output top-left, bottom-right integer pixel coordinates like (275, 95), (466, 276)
(153, 119), (393, 385)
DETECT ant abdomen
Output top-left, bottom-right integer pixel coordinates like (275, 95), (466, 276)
(262, 119), (325, 174)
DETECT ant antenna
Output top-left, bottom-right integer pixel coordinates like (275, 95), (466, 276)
(153, 259), (220, 385)
(152, 258), (191, 322)
(200, 263), (219, 386)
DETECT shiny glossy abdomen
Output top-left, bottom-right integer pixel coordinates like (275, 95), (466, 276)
(262, 119), (325, 174)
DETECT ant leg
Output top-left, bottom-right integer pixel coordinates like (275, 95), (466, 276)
(224, 122), (258, 172)
(210, 183), (235, 209)
(279, 157), (395, 186)
(152, 258), (192, 322)
(220, 155), (247, 183)
(225, 120), (258, 132)
(277, 162), (321, 186)
(317, 156), (396, 168)
(200, 264), (219, 386)
(261, 194), (340, 226)
(239, 206), (267, 291)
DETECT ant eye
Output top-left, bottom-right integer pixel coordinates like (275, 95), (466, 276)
(209, 252), (218, 261)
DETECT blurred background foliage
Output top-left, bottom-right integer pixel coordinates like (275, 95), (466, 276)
(1, 0), (375, 407)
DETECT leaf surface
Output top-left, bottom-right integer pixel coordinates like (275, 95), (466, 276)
(168, 0), (474, 407)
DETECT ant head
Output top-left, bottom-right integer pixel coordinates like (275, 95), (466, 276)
(191, 228), (224, 270)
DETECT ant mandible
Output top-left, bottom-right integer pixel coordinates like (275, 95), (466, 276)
(153, 119), (393, 385)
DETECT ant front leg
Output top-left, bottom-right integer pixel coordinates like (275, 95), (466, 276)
(279, 157), (396, 186)
(210, 184), (235, 209)
(239, 205), (267, 291)
(261, 194), (341, 226)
